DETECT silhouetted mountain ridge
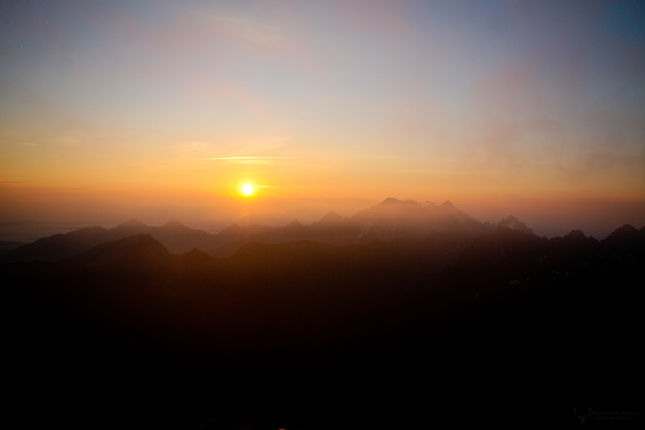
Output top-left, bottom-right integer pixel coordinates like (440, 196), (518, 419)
(206, 198), (500, 258)
(497, 215), (534, 234)
(5, 197), (628, 265)
(62, 234), (171, 268)
(2, 219), (275, 263)
(601, 223), (645, 249)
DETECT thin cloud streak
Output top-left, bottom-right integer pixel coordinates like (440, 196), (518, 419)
(205, 157), (295, 160)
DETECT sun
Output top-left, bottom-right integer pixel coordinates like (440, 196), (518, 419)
(242, 184), (253, 195)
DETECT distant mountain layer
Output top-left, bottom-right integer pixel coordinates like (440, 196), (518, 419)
(497, 215), (534, 234)
(61, 234), (172, 268)
(7, 197), (640, 264)
(52, 224), (645, 269)
(207, 198), (504, 258)
(3, 219), (274, 263)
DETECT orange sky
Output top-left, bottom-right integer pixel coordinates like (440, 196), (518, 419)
(1, 1), (644, 241)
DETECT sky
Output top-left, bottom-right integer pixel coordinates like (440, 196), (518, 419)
(1, 0), (644, 241)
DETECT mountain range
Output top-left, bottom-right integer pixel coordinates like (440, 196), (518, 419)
(2, 217), (274, 263)
(3, 198), (542, 263)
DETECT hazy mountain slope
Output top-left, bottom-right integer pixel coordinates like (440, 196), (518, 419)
(206, 219), (362, 258)
(352, 198), (472, 223)
(215, 223), (276, 241)
(313, 211), (350, 225)
(2, 226), (118, 263)
(2, 218), (275, 263)
(0, 241), (28, 260)
(3, 198), (534, 263)
(61, 234), (172, 269)
(108, 218), (276, 254)
(206, 198), (508, 258)
(497, 215), (535, 234)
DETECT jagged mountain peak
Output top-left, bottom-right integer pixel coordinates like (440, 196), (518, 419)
(106, 233), (160, 248)
(117, 218), (147, 228)
(381, 197), (401, 205)
(286, 219), (303, 228)
(318, 211), (346, 223)
(178, 248), (218, 265)
(162, 219), (188, 229)
(563, 229), (586, 240)
(498, 215), (534, 235)
(377, 197), (419, 206)
(602, 224), (644, 248)
(611, 224), (638, 235)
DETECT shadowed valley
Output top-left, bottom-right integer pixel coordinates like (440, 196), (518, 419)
(4, 199), (643, 427)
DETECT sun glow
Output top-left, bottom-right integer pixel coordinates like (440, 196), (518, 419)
(242, 184), (254, 195)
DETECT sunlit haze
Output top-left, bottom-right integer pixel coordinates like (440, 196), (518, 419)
(1, 0), (644, 241)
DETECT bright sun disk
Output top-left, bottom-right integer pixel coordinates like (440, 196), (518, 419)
(242, 184), (253, 195)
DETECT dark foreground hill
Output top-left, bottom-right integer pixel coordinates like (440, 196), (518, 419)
(4, 225), (643, 428)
